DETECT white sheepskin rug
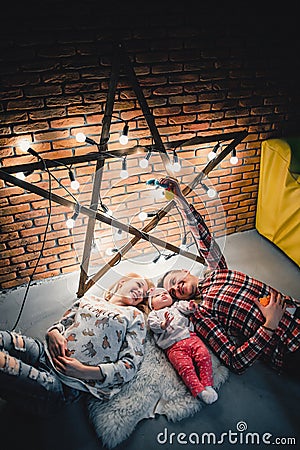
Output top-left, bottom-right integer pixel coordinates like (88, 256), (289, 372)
(87, 333), (229, 449)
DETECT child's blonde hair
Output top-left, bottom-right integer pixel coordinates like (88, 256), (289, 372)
(104, 272), (154, 313)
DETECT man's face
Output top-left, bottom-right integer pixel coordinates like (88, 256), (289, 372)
(163, 270), (198, 300)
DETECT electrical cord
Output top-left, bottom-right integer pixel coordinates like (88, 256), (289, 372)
(11, 158), (82, 331)
(11, 160), (52, 331)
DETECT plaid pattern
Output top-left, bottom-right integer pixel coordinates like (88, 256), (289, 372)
(183, 205), (227, 270)
(183, 205), (300, 374)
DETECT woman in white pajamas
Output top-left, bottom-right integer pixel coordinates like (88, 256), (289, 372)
(0, 273), (153, 417)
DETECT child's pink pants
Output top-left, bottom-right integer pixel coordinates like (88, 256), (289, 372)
(166, 332), (213, 397)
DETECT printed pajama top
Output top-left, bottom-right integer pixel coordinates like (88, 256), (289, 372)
(46, 296), (146, 400)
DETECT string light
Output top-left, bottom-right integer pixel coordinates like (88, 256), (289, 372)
(201, 183), (217, 198)
(230, 149), (238, 165)
(179, 233), (188, 251)
(139, 149), (152, 168)
(172, 150), (181, 172)
(99, 202), (112, 216)
(119, 122), (129, 145)
(106, 247), (118, 256)
(120, 157), (129, 179)
(19, 140), (31, 152)
(68, 170), (80, 191)
(16, 172), (26, 180)
(207, 142), (220, 161)
(138, 211), (148, 221)
(75, 132), (97, 145)
(152, 253), (162, 264)
(114, 228), (123, 241)
(138, 211), (157, 221)
(66, 204), (81, 229)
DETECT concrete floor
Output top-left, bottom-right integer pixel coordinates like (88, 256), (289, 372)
(0, 229), (299, 450)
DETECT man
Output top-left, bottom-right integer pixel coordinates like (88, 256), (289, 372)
(157, 178), (300, 376)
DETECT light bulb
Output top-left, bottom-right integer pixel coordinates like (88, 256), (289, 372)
(76, 132), (86, 143)
(114, 229), (123, 241)
(66, 218), (75, 229)
(120, 169), (129, 179)
(16, 172), (26, 180)
(120, 157), (128, 178)
(138, 211), (148, 221)
(119, 123), (129, 145)
(208, 151), (217, 161)
(172, 162), (181, 172)
(230, 155), (238, 165)
(119, 134), (128, 145)
(139, 158), (149, 168)
(106, 247), (118, 256)
(19, 140), (31, 152)
(207, 188), (217, 198)
(70, 180), (80, 191)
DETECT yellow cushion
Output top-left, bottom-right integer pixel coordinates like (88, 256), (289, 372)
(256, 139), (300, 266)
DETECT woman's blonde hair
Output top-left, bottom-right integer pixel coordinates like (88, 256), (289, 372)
(104, 272), (154, 313)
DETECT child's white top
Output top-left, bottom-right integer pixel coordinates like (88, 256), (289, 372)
(147, 300), (194, 350)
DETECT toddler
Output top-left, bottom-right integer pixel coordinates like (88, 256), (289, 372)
(147, 287), (218, 404)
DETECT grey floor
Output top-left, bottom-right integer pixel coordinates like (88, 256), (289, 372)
(0, 230), (299, 450)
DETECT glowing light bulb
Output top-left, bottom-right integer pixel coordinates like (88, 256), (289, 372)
(207, 188), (217, 198)
(76, 132), (86, 143)
(19, 140), (31, 152)
(120, 169), (129, 179)
(139, 158), (149, 168)
(16, 172), (26, 180)
(70, 180), (80, 191)
(119, 134), (128, 145)
(208, 151), (217, 161)
(119, 123), (129, 145)
(66, 218), (75, 229)
(173, 161), (181, 172)
(114, 229), (123, 241)
(106, 247), (118, 256)
(230, 155), (238, 165)
(138, 211), (148, 221)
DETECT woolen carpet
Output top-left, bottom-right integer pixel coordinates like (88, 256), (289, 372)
(87, 333), (229, 448)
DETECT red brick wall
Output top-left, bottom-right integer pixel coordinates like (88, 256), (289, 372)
(0, 5), (298, 290)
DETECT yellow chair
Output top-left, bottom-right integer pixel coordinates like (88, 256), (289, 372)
(256, 139), (300, 267)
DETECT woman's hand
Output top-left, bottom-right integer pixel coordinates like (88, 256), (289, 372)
(46, 329), (68, 359)
(254, 292), (286, 330)
(53, 355), (105, 381)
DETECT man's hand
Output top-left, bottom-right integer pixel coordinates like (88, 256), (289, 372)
(254, 292), (286, 330)
(159, 178), (189, 208)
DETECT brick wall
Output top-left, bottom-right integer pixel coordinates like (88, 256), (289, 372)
(0, 4), (298, 290)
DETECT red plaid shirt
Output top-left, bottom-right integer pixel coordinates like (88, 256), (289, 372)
(183, 204), (300, 374)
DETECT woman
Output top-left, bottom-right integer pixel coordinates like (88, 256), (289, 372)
(0, 273), (153, 417)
